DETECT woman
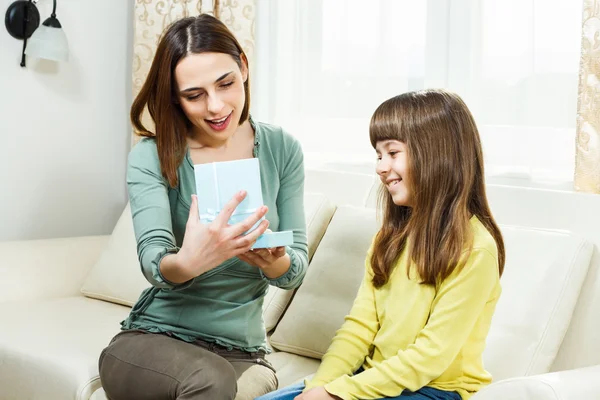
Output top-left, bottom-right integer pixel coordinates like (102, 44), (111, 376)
(98, 14), (308, 400)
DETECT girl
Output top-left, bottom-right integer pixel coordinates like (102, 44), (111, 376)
(98, 14), (308, 400)
(257, 89), (505, 400)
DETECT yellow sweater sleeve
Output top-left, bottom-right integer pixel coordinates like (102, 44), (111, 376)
(323, 248), (499, 400)
(305, 256), (380, 389)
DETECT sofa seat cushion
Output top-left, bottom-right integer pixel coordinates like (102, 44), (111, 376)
(266, 351), (320, 389)
(0, 296), (130, 400)
(80, 193), (335, 334)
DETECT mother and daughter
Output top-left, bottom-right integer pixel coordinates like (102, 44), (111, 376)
(98, 13), (505, 400)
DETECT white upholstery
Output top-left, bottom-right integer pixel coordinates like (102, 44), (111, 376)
(0, 236), (109, 304)
(482, 226), (593, 380)
(265, 352), (320, 388)
(471, 364), (600, 400)
(0, 297), (129, 400)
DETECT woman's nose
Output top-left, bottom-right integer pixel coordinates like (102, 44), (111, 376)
(207, 93), (224, 114)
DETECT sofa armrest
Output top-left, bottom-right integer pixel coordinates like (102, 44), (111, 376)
(472, 364), (600, 400)
(0, 235), (110, 303)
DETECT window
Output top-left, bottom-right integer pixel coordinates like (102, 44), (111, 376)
(253, 0), (582, 185)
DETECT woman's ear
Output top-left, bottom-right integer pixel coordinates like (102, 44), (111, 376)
(240, 53), (249, 82)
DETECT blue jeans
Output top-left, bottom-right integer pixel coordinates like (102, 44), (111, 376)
(254, 382), (462, 400)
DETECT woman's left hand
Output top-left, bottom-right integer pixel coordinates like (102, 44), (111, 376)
(293, 387), (341, 400)
(238, 246), (286, 268)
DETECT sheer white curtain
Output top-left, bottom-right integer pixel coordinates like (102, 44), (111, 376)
(252, 0), (582, 185)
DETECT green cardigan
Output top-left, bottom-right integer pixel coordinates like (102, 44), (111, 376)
(121, 119), (308, 352)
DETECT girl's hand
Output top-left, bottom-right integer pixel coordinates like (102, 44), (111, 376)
(294, 387), (341, 400)
(175, 191), (269, 278)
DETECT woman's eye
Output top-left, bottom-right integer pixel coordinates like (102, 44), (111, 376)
(186, 93), (203, 101)
(389, 151), (398, 157)
(221, 81), (234, 88)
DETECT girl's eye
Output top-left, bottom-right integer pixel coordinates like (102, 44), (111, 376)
(389, 151), (398, 157)
(221, 81), (234, 88)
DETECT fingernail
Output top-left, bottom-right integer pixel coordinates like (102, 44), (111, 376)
(239, 190), (246, 196)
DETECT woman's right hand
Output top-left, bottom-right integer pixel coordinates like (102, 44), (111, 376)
(163, 191), (269, 282)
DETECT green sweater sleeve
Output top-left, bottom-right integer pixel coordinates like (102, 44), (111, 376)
(126, 139), (192, 290)
(260, 135), (309, 289)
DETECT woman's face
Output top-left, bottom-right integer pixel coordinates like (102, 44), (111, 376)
(174, 52), (248, 144)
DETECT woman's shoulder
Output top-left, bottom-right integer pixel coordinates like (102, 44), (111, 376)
(128, 137), (161, 170)
(254, 120), (302, 150)
(129, 137), (158, 160)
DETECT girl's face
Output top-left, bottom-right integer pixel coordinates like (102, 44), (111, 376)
(174, 52), (248, 144)
(375, 140), (412, 207)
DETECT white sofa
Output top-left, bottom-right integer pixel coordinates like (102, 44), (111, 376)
(1, 169), (599, 400)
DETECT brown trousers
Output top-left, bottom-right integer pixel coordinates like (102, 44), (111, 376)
(99, 330), (278, 400)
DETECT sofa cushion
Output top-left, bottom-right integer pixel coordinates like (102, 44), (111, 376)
(482, 226), (593, 380)
(269, 206), (593, 382)
(263, 193), (335, 332)
(80, 193), (335, 332)
(266, 351), (320, 389)
(269, 206), (378, 358)
(0, 297), (130, 400)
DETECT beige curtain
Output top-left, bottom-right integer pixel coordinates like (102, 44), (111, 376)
(575, 0), (600, 193)
(131, 0), (256, 141)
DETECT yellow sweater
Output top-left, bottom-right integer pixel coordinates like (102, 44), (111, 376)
(305, 217), (501, 400)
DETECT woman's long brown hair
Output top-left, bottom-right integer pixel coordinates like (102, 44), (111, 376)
(130, 14), (250, 187)
(369, 89), (505, 288)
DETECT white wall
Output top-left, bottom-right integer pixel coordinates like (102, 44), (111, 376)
(0, 0), (133, 241)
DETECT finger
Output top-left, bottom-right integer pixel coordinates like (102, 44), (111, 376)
(187, 194), (199, 224)
(272, 246), (286, 258)
(229, 206), (269, 238)
(233, 220), (270, 251)
(237, 253), (255, 266)
(239, 251), (262, 268)
(214, 190), (247, 226)
(253, 249), (273, 262)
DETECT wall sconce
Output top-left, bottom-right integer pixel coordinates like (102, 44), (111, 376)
(4, 0), (68, 67)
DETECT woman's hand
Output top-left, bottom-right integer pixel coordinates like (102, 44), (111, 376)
(237, 244), (290, 278)
(294, 387), (341, 400)
(162, 191), (270, 282)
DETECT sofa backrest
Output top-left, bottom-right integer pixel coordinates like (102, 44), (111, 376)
(79, 192), (336, 332)
(269, 204), (593, 382)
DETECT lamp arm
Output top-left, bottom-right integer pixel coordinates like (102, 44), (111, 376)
(51, 0), (56, 18)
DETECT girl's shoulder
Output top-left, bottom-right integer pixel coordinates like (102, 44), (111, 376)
(469, 216), (499, 260)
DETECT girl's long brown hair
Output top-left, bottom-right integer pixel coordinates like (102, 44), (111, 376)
(130, 14), (250, 187)
(369, 89), (505, 288)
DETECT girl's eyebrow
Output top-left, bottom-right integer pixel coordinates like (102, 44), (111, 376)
(180, 71), (234, 94)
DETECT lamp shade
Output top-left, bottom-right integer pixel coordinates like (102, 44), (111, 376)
(25, 18), (68, 62)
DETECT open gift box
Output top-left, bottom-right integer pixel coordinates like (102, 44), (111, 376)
(194, 158), (293, 249)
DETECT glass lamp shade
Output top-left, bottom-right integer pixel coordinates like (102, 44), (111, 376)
(25, 23), (69, 62)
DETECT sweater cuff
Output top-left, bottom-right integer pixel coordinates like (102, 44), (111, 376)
(145, 246), (195, 290)
(260, 246), (305, 289)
